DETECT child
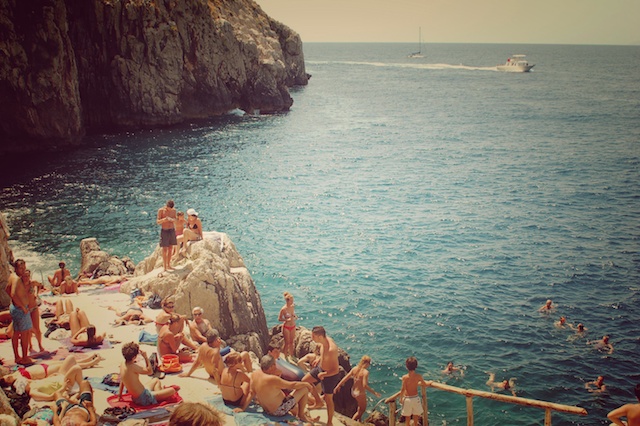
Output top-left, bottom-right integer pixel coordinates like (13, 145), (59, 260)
(119, 342), (177, 406)
(399, 356), (426, 426)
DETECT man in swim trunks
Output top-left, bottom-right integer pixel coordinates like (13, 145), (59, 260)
(157, 199), (177, 274)
(119, 342), (176, 406)
(8, 259), (34, 365)
(252, 355), (314, 421)
(180, 330), (223, 382)
(301, 326), (341, 425)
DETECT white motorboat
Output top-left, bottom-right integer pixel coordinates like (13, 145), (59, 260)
(497, 55), (534, 72)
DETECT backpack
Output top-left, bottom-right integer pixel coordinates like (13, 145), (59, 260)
(146, 294), (162, 309)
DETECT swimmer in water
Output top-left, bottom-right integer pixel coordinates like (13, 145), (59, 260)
(486, 372), (517, 397)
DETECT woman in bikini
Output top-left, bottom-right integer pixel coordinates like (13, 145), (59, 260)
(278, 292), (297, 361)
(334, 355), (380, 422)
(52, 380), (97, 425)
(69, 309), (105, 348)
(0, 354), (102, 401)
(180, 209), (203, 255)
(219, 352), (252, 412)
(173, 211), (187, 258)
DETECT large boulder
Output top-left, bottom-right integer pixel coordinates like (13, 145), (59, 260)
(0, 213), (14, 309)
(121, 231), (269, 356)
(79, 238), (135, 277)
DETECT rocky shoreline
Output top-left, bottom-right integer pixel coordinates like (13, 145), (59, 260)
(0, 212), (374, 424)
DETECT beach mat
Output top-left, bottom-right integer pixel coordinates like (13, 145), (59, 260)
(86, 375), (120, 394)
(60, 337), (113, 352)
(107, 385), (182, 410)
(206, 395), (301, 426)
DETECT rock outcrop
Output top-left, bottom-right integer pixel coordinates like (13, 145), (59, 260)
(0, 213), (14, 309)
(79, 238), (136, 277)
(120, 231), (270, 356)
(0, 0), (308, 153)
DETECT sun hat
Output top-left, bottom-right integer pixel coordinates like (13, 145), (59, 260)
(186, 208), (198, 217)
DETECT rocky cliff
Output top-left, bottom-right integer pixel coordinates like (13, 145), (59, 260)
(120, 231), (270, 356)
(0, 0), (308, 153)
(0, 213), (14, 309)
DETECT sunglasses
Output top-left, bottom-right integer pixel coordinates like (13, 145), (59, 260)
(194, 312), (202, 316)
(164, 304), (175, 309)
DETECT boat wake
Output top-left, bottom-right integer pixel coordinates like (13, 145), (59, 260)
(308, 60), (498, 72)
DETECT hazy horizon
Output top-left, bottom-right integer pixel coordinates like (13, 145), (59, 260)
(256, 0), (640, 46)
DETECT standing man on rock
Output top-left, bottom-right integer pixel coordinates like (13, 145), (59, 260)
(8, 259), (34, 365)
(157, 199), (177, 275)
(302, 326), (341, 426)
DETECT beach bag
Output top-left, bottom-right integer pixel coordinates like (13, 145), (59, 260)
(159, 354), (182, 373)
(146, 294), (162, 309)
(102, 372), (121, 387)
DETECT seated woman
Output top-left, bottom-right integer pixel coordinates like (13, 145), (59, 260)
(219, 353), (252, 412)
(45, 299), (74, 333)
(69, 309), (106, 348)
(173, 211), (187, 258)
(0, 355), (100, 401)
(51, 276), (78, 295)
(52, 380), (97, 426)
(180, 209), (203, 255)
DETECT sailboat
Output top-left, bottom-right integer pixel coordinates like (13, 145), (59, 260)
(408, 27), (424, 58)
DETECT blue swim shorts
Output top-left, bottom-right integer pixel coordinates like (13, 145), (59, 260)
(10, 304), (33, 332)
(132, 389), (157, 406)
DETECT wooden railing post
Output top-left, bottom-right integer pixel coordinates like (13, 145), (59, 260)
(544, 408), (552, 426)
(466, 395), (474, 426)
(389, 400), (396, 426)
(422, 385), (429, 426)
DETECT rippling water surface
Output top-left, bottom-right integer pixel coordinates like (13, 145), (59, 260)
(1, 43), (639, 425)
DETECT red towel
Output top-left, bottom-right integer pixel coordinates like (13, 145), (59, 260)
(107, 385), (182, 410)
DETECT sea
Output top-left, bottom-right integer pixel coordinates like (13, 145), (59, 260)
(1, 43), (639, 425)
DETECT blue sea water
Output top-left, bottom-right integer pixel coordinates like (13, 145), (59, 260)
(1, 43), (640, 425)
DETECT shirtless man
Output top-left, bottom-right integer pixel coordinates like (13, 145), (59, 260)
(119, 342), (177, 406)
(155, 297), (198, 351)
(301, 326), (341, 425)
(8, 259), (34, 365)
(47, 261), (70, 289)
(252, 355), (314, 421)
(486, 372), (517, 397)
(188, 306), (213, 344)
(608, 383), (640, 426)
(157, 200), (177, 274)
(179, 330), (224, 383)
(588, 335), (614, 354)
(585, 375), (607, 393)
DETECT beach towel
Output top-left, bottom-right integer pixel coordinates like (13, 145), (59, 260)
(206, 395), (301, 426)
(86, 375), (121, 394)
(138, 330), (158, 346)
(60, 337), (113, 352)
(106, 385), (182, 410)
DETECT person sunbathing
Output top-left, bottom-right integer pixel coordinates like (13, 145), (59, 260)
(51, 380), (97, 426)
(77, 275), (130, 286)
(109, 302), (153, 325)
(69, 309), (105, 348)
(0, 355), (101, 401)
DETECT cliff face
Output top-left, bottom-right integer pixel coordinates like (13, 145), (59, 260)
(0, 213), (14, 309)
(0, 0), (307, 153)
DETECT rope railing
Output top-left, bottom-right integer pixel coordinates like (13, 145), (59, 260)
(384, 380), (587, 426)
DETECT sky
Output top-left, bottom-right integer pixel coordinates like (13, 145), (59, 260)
(256, 0), (640, 45)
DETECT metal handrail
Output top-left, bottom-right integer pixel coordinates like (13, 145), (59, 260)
(384, 380), (587, 426)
